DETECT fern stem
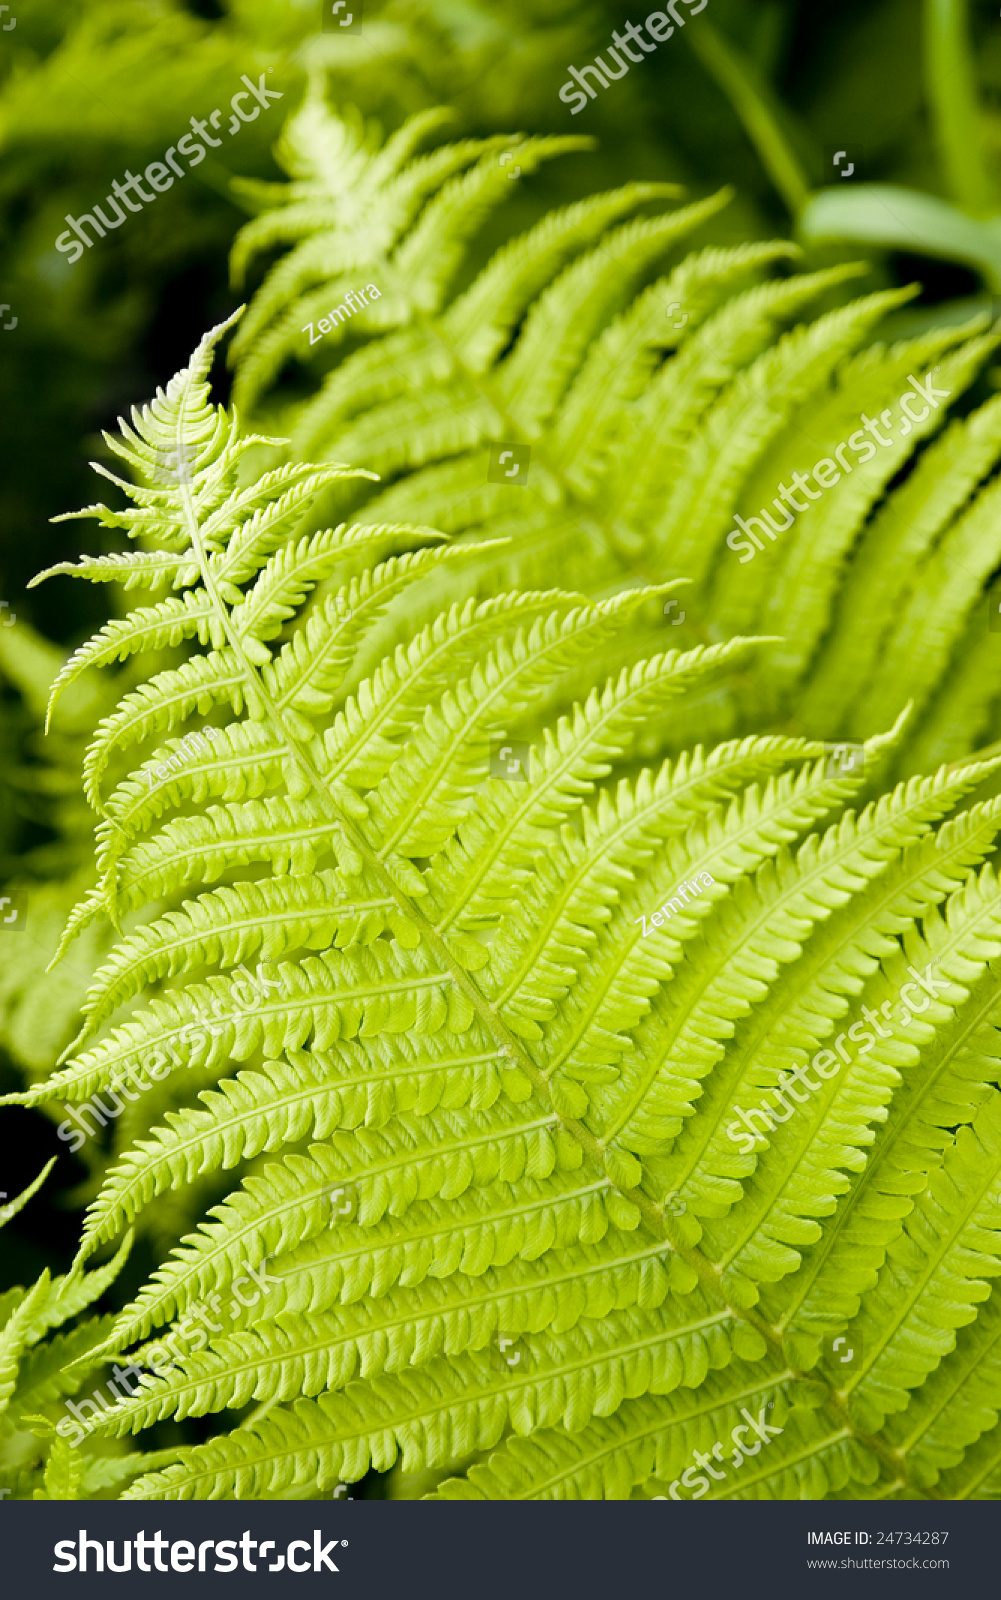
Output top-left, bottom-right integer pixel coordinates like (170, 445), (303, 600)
(924, 0), (996, 216)
(682, 19), (812, 218)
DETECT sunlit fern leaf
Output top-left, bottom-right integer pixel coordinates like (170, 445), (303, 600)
(6, 1315), (118, 1430)
(426, 1367), (840, 1501)
(229, 89), (1001, 777)
(0, 1171), (134, 1500)
(228, 86), (596, 412)
(6, 320), (1001, 1506)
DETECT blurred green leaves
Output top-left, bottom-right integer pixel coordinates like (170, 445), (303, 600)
(692, 1), (1001, 302)
(800, 186), (1001, 293)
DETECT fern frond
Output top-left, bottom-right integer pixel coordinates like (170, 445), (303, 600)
(21, 318), (1001, 1505)
(0, 1160), (56, 1230)
(229, 91), (1001, 774)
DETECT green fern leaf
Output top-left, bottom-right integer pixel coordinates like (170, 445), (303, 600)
(16, 318), (1001, 1505)
(229, 90), (1001, 776)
